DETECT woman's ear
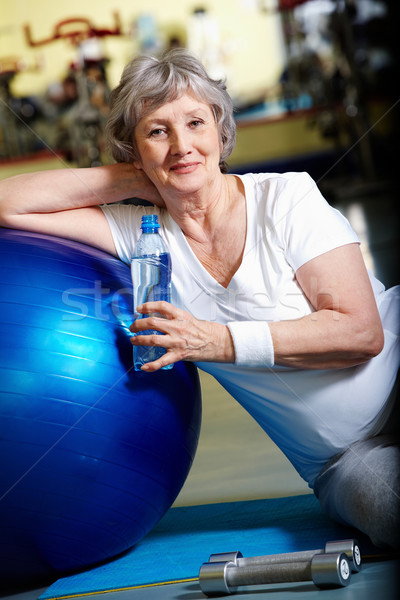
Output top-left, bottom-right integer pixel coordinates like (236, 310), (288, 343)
(133, 159), (142, 170)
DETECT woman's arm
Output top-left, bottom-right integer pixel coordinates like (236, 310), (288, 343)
(129, 243), (384, 371)
(0, 162), (162, 255)
(268, 243), (384, 369)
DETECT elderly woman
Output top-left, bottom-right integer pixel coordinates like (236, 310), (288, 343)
(0, 49), (398, 549)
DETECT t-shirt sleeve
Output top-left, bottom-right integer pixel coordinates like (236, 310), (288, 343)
(100, 204), (140, 264)
(273, 172), (359, 272)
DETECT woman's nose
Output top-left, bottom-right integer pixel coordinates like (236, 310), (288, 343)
(170, 129), (191, 155)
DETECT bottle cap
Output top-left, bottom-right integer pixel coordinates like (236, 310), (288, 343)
(141, 214), (160, 231)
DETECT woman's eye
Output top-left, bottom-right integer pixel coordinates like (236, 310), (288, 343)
(149, 128), (165, 137)
(190, 120), (203, 127)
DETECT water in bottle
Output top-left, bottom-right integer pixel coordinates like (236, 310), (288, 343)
(131, 214), (173, 371)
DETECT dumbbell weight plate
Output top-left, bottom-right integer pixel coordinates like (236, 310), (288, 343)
(209, 551), (242, 564)
(325, 539), (362, 572)
(311, 552), (352, 588)
(199, 560), (237, 596)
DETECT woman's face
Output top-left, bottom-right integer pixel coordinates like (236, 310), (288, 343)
(133, 93), (222, 198)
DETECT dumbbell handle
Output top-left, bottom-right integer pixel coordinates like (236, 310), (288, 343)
(236, 549), (322, 567)
(226, 560), (313, 586)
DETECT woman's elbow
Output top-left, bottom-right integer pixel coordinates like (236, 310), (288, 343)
(368, 325), (385, 358)
(0, 211), (11, 228)
(0, 211), (17, 229)
(0, 195), (13, 227)
(357, 319), (384, 361)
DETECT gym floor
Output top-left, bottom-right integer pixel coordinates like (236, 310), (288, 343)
(0, 156), (399, 599)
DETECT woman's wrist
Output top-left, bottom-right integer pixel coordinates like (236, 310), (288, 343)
(217, 323), (236, 362)
(227, 321), (275, 367)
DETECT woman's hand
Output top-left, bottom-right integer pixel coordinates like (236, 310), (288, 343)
(126, 163), (165, 207)
(129, 301), (234, 371)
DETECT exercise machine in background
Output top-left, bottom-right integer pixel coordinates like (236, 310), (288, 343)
(275, 0), (398, 183)
(24, 13), (122, 167)
(0, 56), (42, 159)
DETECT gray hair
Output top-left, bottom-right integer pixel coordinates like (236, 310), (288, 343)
(105, 48), (236, 171)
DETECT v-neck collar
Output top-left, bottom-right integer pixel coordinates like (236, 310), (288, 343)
(165, 174), (251, 298)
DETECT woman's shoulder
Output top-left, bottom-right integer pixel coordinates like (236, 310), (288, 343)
(235, 171), (319, 217)
(236, 170), (315, 190)
(102, 201), (167, 221)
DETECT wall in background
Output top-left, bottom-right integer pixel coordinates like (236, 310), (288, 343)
(1, 0), (285, 100)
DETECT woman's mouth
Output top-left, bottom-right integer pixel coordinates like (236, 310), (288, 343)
(170, 162), (199, 173)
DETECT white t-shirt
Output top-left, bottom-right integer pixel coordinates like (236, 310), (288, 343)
(101, 172), (399, 487)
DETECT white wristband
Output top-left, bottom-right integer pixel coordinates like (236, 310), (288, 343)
(227, 321), (275, 367)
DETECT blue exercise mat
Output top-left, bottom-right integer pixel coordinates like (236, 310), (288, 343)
(40, 494), (384, 599)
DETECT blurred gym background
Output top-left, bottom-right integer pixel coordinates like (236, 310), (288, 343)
(0, 0), (398, 179)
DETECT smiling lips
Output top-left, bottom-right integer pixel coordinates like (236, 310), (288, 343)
(170, 162), (200, 173)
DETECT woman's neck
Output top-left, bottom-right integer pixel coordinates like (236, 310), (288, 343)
(165, 174), (236, 243)
(166, 174), (247, 288)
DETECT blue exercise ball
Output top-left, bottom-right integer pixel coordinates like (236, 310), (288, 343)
(0, 229), (201, 585)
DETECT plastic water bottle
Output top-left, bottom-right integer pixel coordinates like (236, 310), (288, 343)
(131, 214), (173, 371)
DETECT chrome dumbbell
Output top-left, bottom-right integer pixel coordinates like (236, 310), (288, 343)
(199, 552), (352, 596)
(198, 539), (361, 597)
(208, 539), (361, 573)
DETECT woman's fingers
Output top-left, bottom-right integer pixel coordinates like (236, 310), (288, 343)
(129, 301), (235, 371)
(134, 301), (181, 319)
